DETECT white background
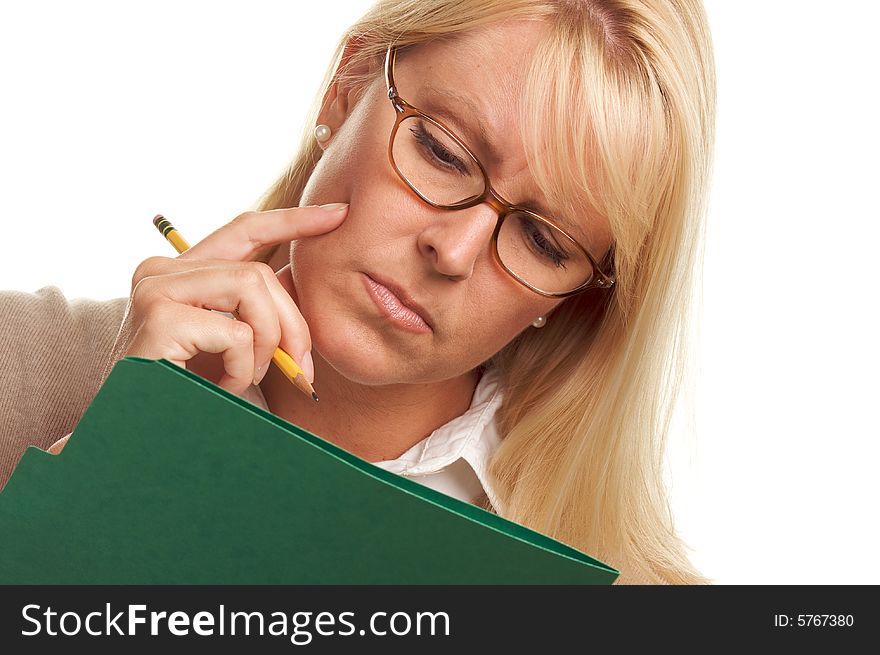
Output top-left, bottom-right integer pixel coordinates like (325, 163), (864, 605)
(1, 1), (877, 584)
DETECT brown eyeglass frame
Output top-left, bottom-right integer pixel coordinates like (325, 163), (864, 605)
(383, 43), (616, 298)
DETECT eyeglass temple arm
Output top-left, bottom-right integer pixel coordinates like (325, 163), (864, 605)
(595, 248), (617, 288)
(385, 44), (399, 101)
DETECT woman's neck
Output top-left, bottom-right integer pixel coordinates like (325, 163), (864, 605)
(258, 352), (480, 462)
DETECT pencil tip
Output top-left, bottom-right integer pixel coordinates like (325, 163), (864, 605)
(312, 392), (319, 402)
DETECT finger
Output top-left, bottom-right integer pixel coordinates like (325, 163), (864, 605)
(255, 264), (313, 382)
(131, 260), (311, 382)
(179, 204), (348, 262)
(131, 255), (227, 290)
(127, 302), (256, 395)
(216, 322), (258, 395)
(132, 254), (276, 289)
(138, 265), (281, 379)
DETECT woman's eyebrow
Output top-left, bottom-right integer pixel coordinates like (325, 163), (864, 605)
(419, 84), (593, 249)
(420, 83), (503, 165)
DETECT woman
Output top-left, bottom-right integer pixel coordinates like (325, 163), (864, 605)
(0, 0), (715, 584)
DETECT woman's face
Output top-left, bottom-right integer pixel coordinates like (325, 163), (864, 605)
(292, 19), (611, 385)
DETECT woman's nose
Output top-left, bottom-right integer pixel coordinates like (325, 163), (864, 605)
(416, 205), (498, 280)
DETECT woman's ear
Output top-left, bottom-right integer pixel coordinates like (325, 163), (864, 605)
(315, 35), (380, 146)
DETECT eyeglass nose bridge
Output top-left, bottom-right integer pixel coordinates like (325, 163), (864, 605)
(478, 187), (509, 216)
(423, 187), (525, 287)
(448, 182), (515, 224)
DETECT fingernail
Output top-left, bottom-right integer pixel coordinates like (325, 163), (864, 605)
(300, 351), (314, 384)
(318, 202), (348, 213)
(254, 363), (269, 386)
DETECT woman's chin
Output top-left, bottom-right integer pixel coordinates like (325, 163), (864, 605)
(317, 350), (412, 386)
(312, 328), (403, 386)
(313, 330), (450, 387)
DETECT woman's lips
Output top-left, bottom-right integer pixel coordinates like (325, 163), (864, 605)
(361, 273), (433, 334)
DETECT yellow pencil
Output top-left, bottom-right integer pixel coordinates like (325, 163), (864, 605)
(152, 214), (318, 402)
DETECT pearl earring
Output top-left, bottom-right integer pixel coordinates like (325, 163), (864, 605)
(531, 316), (547, 329)
(314, 124), (332, 143)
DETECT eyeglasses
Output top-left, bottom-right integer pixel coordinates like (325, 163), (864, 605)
(383, 44), (615, 298)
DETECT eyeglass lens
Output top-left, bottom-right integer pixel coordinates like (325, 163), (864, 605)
(391, 115), (594, 294)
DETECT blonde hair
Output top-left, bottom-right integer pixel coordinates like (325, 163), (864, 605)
(255, 0), (716, 585)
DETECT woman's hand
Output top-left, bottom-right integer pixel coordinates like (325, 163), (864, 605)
(107, 204), (348, 396)
(47, 434), (69, 455)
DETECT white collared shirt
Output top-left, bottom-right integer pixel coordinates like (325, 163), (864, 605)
(241, 369), (504, 511)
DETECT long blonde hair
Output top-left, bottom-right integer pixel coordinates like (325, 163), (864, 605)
(255, 0), (716, 585)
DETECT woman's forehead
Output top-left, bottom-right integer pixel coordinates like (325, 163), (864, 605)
(399, 21), (546, 115)
(394, 26), (549, 186)
(391, 25), (614, 255)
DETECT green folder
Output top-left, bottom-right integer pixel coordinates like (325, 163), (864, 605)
(0, 357), (618, 584)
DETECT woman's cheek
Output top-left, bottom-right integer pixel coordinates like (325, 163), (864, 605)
(290, 234), (338, 298)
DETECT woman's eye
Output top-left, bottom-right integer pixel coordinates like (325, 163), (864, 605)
(522, 219), (568, 268)
(412, 124), (469, 175)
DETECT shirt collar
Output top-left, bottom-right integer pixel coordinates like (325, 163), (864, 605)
(370, 367), (503, 511)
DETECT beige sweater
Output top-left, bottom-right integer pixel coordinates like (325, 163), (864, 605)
(0, 287), (128, 491)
